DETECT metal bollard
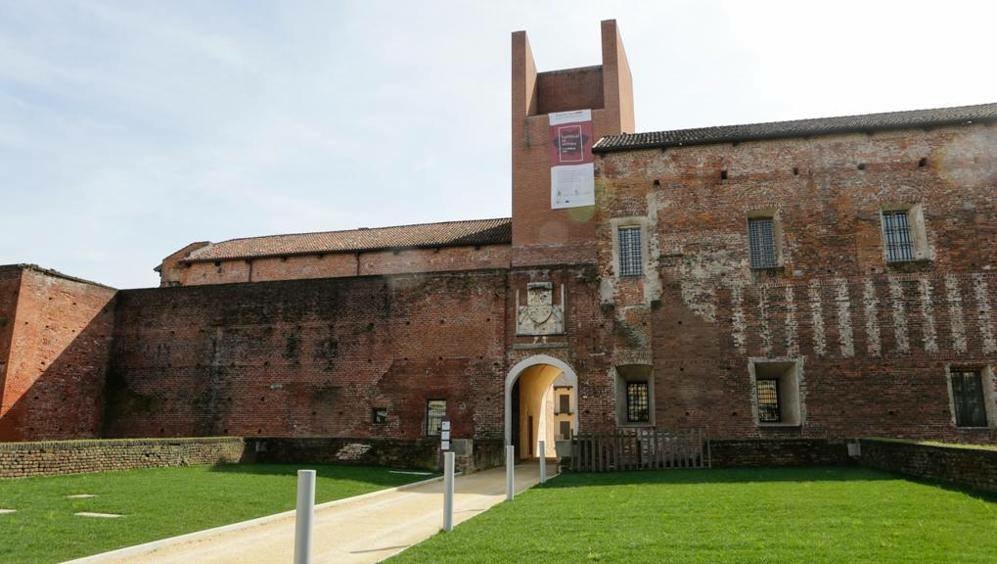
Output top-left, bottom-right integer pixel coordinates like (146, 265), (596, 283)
(443, 451), (455, 531)
(539, 440), (546, 484)
(505, 445), (515, 501)
(294, 469), (316, 564)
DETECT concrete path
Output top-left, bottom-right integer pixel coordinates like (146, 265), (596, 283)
(74, 464), (545, 564)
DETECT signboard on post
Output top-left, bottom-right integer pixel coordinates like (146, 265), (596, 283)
(440, 419), (451, 452)
(549, 109), (595, 209)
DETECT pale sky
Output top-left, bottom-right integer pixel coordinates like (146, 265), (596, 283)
(2, 0), (994, 288)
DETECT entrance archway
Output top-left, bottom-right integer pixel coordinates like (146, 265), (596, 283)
(505, 355), (579, 460)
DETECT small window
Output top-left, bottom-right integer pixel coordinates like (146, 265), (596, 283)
(372, 408), (387, 424)
(625, 382), (650, 423)
(882, 210), (915, 262)
(558, 394), (570, 414)
(559, 420), (571, 440)
(426, 400), (446, 436)
(951, 370), (988, 428)
(756, 379), (781, 423)
(748, 217), (778, 269)
(618, 227), (643, 277)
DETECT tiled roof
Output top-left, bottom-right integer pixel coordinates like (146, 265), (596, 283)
(183, 218), (512, 262)
(593, 102), (997, 153)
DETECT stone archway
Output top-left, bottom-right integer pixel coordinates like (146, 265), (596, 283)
(505, 354), (579, 459)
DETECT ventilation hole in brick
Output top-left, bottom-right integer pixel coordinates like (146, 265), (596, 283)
(685, 411), (690, 416)
(257, 429), (262, 434)
(918, 157), (927, 167)
(857, 163), (866, 170)
(677, 321), (683, 325)
(652, 179), (660, 187)
(486, 318), (491, 322)
(679, 367), (684, 372)
(405, 321), (410, 325)
(792, 167), (799, 176)
(311, 411), (316, 416)
(438, 356), (443, 361)
(888, 410), (896, 416)
(720, 169), (728, 180)
(213, 261), (221, 267)
(731, 411), (737, 416)
(259, 397), (265, 402)
(159, 428), (165, 433)
(224, 429), (229, 434)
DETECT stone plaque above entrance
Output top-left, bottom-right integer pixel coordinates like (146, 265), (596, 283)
(516, 282), (565, 336)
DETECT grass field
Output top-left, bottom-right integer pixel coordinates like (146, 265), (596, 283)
(0, 463), (433, 563)
(391, 467), (997, 563)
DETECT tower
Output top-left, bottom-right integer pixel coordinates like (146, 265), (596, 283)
(510, 19), (635, 267)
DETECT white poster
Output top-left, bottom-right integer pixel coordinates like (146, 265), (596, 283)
(551, 162), (595, 208)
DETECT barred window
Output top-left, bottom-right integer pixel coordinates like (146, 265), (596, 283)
(625, 381), (650, 423)
(883, 210), (915, 262)
(372, 407), (387, 424)
(426, 399), (446, 436)
(748, 217), (778, 269)
(951, 370), (988, 428)
(756, 379), (781, 423)
(618, 227), (643, 277)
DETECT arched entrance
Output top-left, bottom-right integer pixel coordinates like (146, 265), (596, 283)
(505, 355), (578, 460)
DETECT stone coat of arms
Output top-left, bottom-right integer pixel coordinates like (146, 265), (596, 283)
(516, 282), (565, 336)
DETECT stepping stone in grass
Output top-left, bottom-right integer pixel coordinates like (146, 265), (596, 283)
(0, 509), (15, 514)
(67, 494), (97, 499)
(74, 512), (123, 518)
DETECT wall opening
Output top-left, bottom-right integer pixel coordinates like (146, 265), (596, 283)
(505, 355), (578, 460)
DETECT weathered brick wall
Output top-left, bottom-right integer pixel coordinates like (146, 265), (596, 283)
(858, 438), (997, 493)
(104, 271), (509, 442)
(709, 439), (850, 467)
(0, 437), (245, 478)
(596, 123), (997, 443)
(0, 266), (116, 441)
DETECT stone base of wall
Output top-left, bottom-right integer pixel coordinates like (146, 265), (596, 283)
(858, 438), (997, 494)
(0, 437), (246, 478)
(248, 437), (441, 471)
(709, 439), (851, 468)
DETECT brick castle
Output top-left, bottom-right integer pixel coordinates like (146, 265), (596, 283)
(1, 21), (994, 456)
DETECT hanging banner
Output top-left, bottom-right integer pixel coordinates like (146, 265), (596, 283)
(549, 109), (595, 209)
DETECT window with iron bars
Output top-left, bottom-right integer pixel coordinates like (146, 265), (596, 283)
(425, 399), (446, 436)
(618, 227), (643, 277)
(626, 381), (650, 423)
(756, 379), (781, 423)
(882, 210), (915, 262)
(951, 369), (988, 428)
(748, 217), (778, 269)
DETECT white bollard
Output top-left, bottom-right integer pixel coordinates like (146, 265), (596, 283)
(505, 445), (515, 501)
(443, 451), (455, 532)
(294, 469), (316, 564)
(539, 440), (547, 484)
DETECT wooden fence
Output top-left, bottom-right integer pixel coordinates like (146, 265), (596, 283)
(570, 428), (709, 472)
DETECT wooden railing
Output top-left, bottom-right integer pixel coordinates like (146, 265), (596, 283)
(569, 428), (709, 472)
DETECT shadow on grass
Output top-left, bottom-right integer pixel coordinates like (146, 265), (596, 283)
(545, 465), (997, 502)
(206, 462), (438, 487)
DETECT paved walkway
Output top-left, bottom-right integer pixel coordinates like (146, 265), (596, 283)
(75, 464), (546, 564)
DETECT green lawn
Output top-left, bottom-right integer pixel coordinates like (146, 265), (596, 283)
(392, 467), (997, 563)
(0, 463), (434, 563)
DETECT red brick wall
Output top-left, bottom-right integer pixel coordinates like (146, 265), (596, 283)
(0, 266), (116, 441)
(0, 267), (23, 399)
(104, 271), (510, 441)
(596, 123), (997, 443)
